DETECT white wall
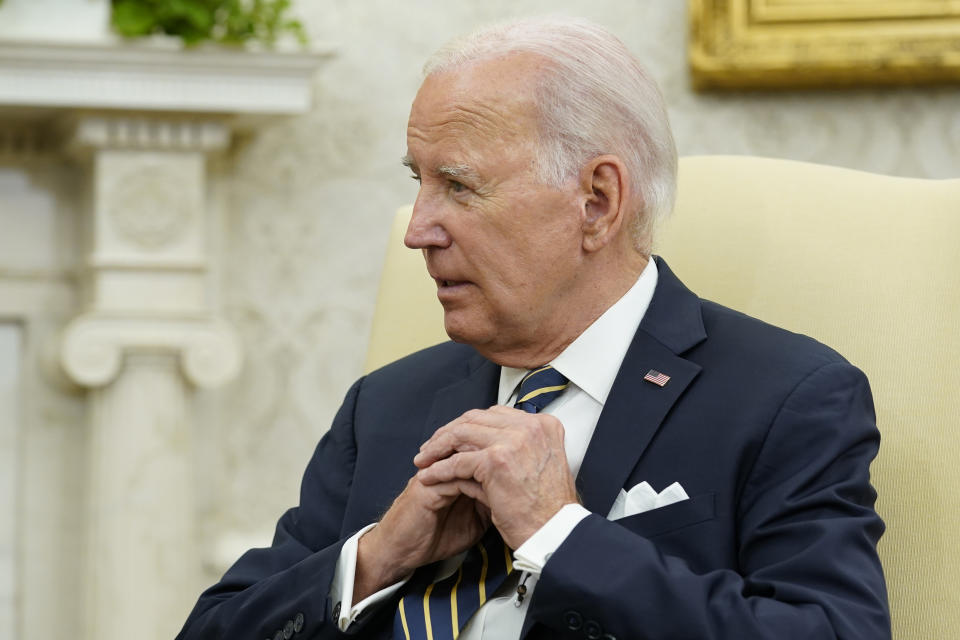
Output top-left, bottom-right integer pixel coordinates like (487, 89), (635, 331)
(0, 158), (86, 637)
(0, 324), (20, 639)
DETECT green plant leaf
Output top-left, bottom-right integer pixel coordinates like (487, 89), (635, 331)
(112, 0), (160, 37)
(168, 0), (214, 31)
(109, 0), (307, 47)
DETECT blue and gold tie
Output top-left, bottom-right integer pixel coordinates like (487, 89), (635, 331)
(393, 365), (569, 639)
(393, 526), (513, 640)
(513, 365), (570, 414)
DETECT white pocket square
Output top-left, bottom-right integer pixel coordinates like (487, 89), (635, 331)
(607, 481), (689, 520)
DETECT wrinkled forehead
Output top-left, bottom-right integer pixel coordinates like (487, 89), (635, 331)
(407, 54), (547, 149)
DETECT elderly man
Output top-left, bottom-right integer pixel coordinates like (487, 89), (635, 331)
(178, 17), (889, 640)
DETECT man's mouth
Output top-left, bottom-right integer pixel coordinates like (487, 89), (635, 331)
(435, 278), (473, 300)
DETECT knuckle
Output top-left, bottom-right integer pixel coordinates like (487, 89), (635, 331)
(551, 417), (565, 438)
(433, 432), (451, 450)
(488, 446), (511, 467)
(451, 454), (468, 475)
(463, 408), (485, 421)
(456, 456), (471, 473)
(430, 462), (448, 481)
(536, 414), (563, 436)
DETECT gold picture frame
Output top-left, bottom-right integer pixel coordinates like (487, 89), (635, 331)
(689, 0), (960, 89)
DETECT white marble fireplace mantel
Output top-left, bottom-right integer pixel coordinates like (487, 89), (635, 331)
(0, 37), (329, 115)
(0, 22), (331, 640)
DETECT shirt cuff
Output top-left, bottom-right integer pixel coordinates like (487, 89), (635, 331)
(513, 503), (590, 574)
(330, 523), (411, 631)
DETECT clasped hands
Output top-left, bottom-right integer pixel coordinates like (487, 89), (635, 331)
(354, 406), (578, 601)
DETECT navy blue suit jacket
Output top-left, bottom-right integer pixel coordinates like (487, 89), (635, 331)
(178, 258), (890, 640)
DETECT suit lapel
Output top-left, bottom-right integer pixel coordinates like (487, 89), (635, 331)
(575, 336), (701, 516)
(522, 258), (706, 639)
(575, 257), (706, 518)
(422, 352), (500, 443)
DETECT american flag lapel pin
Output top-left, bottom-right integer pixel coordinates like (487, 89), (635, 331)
(643, 369), (671, 387)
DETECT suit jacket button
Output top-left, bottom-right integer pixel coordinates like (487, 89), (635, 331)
(584, 620), (602, 639)
(563, 610), (583, 630)
(272, 631), (283, 640)
(293, 612), (305, 633)
(332, 601), (342, 620)
(283, 620), (294, 639)
(602, 635), (617, 640)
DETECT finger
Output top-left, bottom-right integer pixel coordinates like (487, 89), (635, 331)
(420, 478), (489, 510)
(415, 422), (504, 468)
(454, 405), (530, 427)
(486, 404), (528, 416)
(418, 405), (538, 450)
(403, 475), (464, 512)
(418, 450), (484, 485)
(419, 407), (521, 453)
(454, 479), (489, 507)
(413, 410), (482, 468)
(486, 407), (567, 446)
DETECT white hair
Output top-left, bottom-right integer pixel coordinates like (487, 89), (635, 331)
(423, 16), (678, 253)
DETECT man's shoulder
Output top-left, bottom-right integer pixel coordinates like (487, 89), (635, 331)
(666, 298), (877, 436)
(364, 340), (484, 388)
(648, 258), (850, 378)
(695, 296), (851, 378)
(345, 342), (491, 434)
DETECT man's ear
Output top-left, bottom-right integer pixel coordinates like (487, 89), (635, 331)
(579, 155), (630, 253)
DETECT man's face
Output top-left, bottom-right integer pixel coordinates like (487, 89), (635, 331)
(403, 55), (586, 363)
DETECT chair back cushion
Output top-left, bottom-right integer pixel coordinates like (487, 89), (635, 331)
(366, 156), (960, 639)
(365, 206), (446, 372)
(659, 156), (960, 640)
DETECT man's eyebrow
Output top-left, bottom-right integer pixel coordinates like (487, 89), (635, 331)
(436, 163), (479, 182)
(402, 155), (480, 183)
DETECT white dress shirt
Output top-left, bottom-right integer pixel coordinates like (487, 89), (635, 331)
(330, 259), (659, 638)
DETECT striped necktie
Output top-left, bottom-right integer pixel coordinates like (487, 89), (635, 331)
(394, 526), (513, 640)
(393, 365), (569, 639)
(513, 365), (569, 414)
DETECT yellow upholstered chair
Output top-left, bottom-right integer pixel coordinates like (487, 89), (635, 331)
(365, 155), (960, 640)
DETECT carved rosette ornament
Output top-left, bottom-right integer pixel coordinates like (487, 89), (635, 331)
(106, 163), (195, 250)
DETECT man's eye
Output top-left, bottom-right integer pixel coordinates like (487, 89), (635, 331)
(449, 180), (467, 193)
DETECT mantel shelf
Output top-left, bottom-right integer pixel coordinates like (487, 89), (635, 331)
(0, 37), (334, 115)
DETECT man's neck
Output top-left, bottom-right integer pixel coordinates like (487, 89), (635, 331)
(478, 253), (649, 368)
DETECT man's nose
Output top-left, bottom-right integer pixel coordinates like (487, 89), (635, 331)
(404, 198), (452, 249)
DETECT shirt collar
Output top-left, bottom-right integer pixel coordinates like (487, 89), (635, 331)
(498, 258), (659, 405)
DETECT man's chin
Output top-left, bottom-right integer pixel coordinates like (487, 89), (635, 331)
(442, 320), (474, 345)
(442, 313), (489, 347)
(444, 317), (538, 367)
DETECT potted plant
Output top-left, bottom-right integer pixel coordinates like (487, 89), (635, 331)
(111, 0), (306, 46)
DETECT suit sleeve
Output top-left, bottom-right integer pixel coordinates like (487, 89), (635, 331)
(527, 361), (890, 640)
(176, 378), (367, 640)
